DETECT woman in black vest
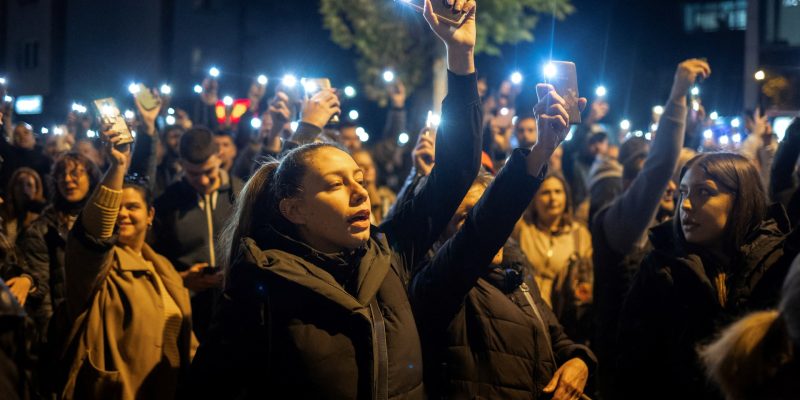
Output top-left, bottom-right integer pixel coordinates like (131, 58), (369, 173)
(191, 1), (481, 398)
(410, 84), (596, 400)
(615, 153), (800, 399)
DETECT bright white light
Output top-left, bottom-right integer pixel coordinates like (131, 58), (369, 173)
(620, 119), (631, 130)
(703, 129), (714, 140)
(382, 70), (395, 83)
(754, 70), (765, 81)
(709, 111), (719, 120)
(732, 133), (742, 143)
(193, 84), (203, 94)
(257, 75), (268, 85)
(86, 130), (97, 138)
(356, 127), (366, 136)
(290, 121), (299, 131)
(302, 79), (319, 94)
(282, 74), (298, 88)
(633, 130), (644, 137)
(398, 132), (410, 145)
(650, 123), (659, 132)
(645, 132), (652, 140)
(543, 63), (557, 79)
(731, 118), (741, 128)
(3, 95), (11, 103)
(348, 110), (359, 120)
(512, 116), (518, 125)
(128, 83), (140, 94)
(595, 86), (607, 97)
(40, 127), (49, 134)
(500, 107), (510, 116)
(53, 127), (63, 136)
(250, 117), (262, 129)
(71, 103), (87, 114)
(223, 96), (234, 106)
(510, 71), (523, 85)
(160, 84), (172, 95)
(426, 111), (441, 127)
(774, 118), (792, 142)
(0, 77), (5, 85)
(692, 100), (700, 111)
(124, 110), (135, 119)
(652, 105), (664, 115)
(131, 131), (137, 138)
(719, 135), (729, 146)
(690, 87), (700, 96)
(167, 107), (175, 115)
(344, 86), (356, 98)
(166, 115), (176, 125)
(209, 67), (220, 78)
(101, 104), (114, 116)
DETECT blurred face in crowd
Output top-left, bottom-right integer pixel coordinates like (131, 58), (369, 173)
(56, 160), (91, 203)
(164, 127), (183, 156)
(679, 165), (735, 248)
(12, 172), (38, 204)
(442, 182), (503, 265)
(117, 188), (154, 249)
(13, 124), (35, 150)
(589, 137), (609, 158)
(338, 126), (362, 153)
(515, 117), (538, 148)
(182, 155), (222, 195)
(351, 150), (377, 186)
(533, 177), (567, 226)
(45, 135), (74, 160)
(661, 180), (677, 215)
(75, 140), (102, 167)
(214, 135), (237, 171)
(283, 147), (371, 252)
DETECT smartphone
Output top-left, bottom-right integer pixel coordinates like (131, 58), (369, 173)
(395, 0), (468, 27)
(277, 82), (304, 122)
(304, 78), (340, 125)
(547, 61), (582, 125)
(135, 84), (160, 111)
(93, 98), (135, 145)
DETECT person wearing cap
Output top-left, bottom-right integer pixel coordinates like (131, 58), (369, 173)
(152, 127), (244, 342)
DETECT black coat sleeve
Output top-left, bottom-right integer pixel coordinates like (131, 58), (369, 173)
(379, 72), (483, 281)
(770, 119), (800, 217)
(409, 149), (542, 320)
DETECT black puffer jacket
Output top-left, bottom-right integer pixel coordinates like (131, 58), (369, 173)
(411, 150), (596, 399)
(615, 207), (800, 399)
(191, 71), (483, 399)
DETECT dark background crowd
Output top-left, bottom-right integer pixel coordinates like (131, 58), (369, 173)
(1, 1), (800, 400)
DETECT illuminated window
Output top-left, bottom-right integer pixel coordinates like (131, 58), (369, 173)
(684, 1), (747, 32)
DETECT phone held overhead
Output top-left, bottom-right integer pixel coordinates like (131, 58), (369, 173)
(544, 61), (582, 125)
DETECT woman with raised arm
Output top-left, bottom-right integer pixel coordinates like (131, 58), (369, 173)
(59, 128), (195, 399)
(190, 1), (482, 398)
(615, 152), (800, 399)
(410, 85), (595, 400)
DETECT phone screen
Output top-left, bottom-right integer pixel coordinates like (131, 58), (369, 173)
(136, 84), (160, 111)
(93, 98), (134, 144)
(304, 78), (340, 125)
(548, 61), (582, 125)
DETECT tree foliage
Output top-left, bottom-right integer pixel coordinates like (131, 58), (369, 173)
(320, 0), (574, 105)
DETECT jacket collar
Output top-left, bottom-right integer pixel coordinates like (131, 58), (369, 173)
(113, 244), (192, 317)
(242, 226), (390, 312)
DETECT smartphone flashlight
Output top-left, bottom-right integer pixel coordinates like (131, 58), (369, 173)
(543, 63), (557, 79)
(160, 84), (172, 95)
(223, 96), (234, 106)
(619, 119), (631, 130)
(166, 115), (176, 125)
(302, 79), (319, 95)
(193, 84), (203, 94)
(209, 67), (220, 78)
(4, 95), (12, 103)
(652, 105), (664, 115)
(382, 70), (395, 83)
(709, 111), (719, 120)
(124, 110), (135, 120)
(282, 74), (298, 88)
(731, 118), (741, 128)
(128, 83), (140, 95)
(426, 110), (441, 128)
(690, 87), (700, 96)
(510, 72), (523, 85)
(595, 86), (607, 97)
(344, 86), (356, 98)
(71, 103), (87, 114)
(349, 110), (359, 120)
(251, 117), (262, 129)
(257, 75), (268, 86)
(41, 127), (49, 134)
(0, 77), (5, 85)
(398, 132), (410, 145)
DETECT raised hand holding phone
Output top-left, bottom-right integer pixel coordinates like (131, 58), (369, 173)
(134, 88), (162, 136)
(423, 0), (476, 75)
(669, 59), (711, 104)
(527, 83), (587, 176)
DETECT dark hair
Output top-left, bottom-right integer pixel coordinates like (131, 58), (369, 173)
(619, 137), (651, 166)
(4, 167), (44, 220)
(123, 174), (154, 208)
(179, 127), (218, 164)
(214, 129), (234, 139)
(50, 152), (101, 214)
(673, 152), (767, 253)
(622, 152), (648, 184)
(587, 131), (609, 145)
(219, 142), (343, 272)
(524, 171), (574, 231)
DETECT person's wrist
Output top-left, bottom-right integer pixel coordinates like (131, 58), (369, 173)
(446, 46), (475, 75)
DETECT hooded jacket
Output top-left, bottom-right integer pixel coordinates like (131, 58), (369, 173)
(615, 207), (799, 399)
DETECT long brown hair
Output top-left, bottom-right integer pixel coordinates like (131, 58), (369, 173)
(4, 167), (44, 219)
(523, 171), (574, 232)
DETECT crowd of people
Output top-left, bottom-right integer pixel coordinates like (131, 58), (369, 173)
(1, 1), (800, 399)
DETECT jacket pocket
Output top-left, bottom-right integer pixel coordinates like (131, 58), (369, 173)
(73, 351), (124, 399)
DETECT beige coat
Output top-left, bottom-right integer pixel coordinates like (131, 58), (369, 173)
(61, 219), (195, 399)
